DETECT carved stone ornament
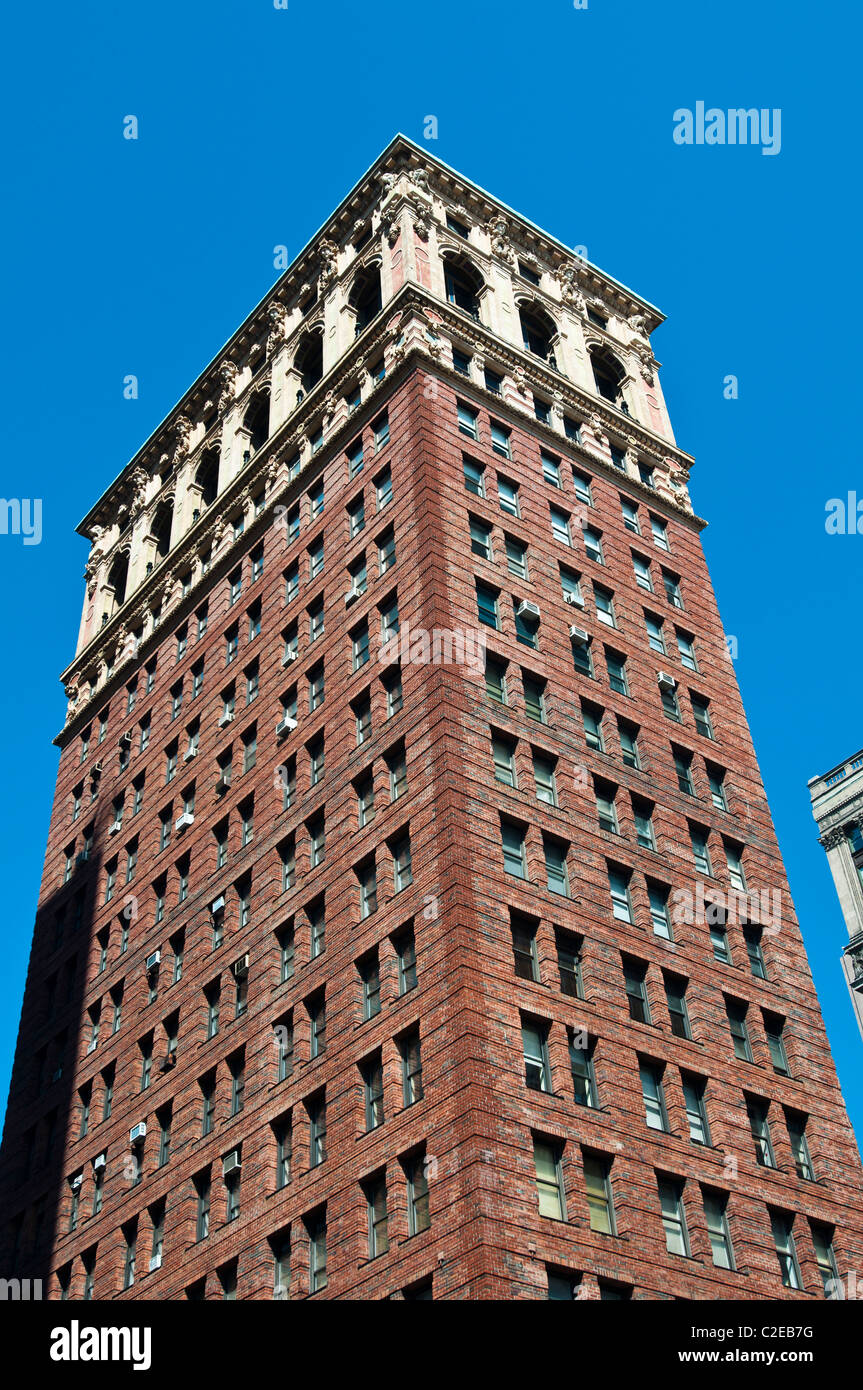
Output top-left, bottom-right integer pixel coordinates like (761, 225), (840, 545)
(625, 444), (639, 471)
(821, 827), (847, 851)
(409, 167), (430, 193)
(321, 391), (336, 422)
(318, 239), (339, 290)
(409, 202), (430, 241)
(127, 465), (150, 520)
(633, 343), (656, 384)
(266, 302), (287, 353)
(588, 412), (608, 443)
(558, 265), (587, 313)
(628, 311), (649, 340)
(383, 212), (401, 247)
(487, 215), (515, 263)
(379, 171), (400, 198)
(218, 360), (239, 411)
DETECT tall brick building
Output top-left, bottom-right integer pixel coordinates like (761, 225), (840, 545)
(2, 136), (861, 1302)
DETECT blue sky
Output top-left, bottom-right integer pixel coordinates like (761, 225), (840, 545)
(2, 0), (861, 1143)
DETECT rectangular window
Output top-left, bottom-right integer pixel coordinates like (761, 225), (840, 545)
(458, 403), (479, 440)
(405, 1152), (430, 1235)
(624, 959), (650, 1023)
(365, 1175), (389, 1259)
(570, 1031), (598, 1108)
(491, 423), (512, 460)
(522, 1019), (551, 1092)
(556, 930), (583, 999)
(633, 553), (653, 591)
(534, 1138), (565, 1220)
(640, 1060), (669, 1132)
(771, 1211), (802, 1290)
(550, 507), (572, 547)
(665, 975), (691, 1039)
(727, 1000), (753, 1062)
(682, 1073), (711, 1145)
(658, 1178), (690, 1257)
(584, 1153), (615, 1234)
(748, 1097), (776, 1167)
(401, 1029), (424, 1105)
(511, 913), (539, 982)
(605, 650), (627, 695)
(502, 820), (527, 879)
(463, 455), (484, 496)
(608, 866), (633, 923)
(476, 581), (500, 630)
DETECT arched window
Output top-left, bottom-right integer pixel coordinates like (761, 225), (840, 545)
(350, 267), (382, 335)
(107, 553), (128, 610)
(519, 304), (557, 365)
(195, 450), (219, 509)
(152, 501), (173, 561)
(295, 335), (323, 393)
(589, 347), (628, 412)
(244, 392), (270, 455)
(444, 256), (483, 321)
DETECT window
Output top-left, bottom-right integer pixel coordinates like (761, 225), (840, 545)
(764, 1013), (790, 1075)
(811, 1224), (839, 1297)
(485, 655), (507, 705)
(608, 865), (632, 922)
(506, 536), (528, 579)
(633, 553), (653, 592)
(502, 820), (527, 879)
(621, 497), (640, 533)
(658, 1179), (690, 1257)
(351, 621), (370, 671)
(770, 1211), (802, 1290)
(708, 766), (728, 811)
(534, 1138), (565, 1220)
(676, 630), (697, 672)
(645, 613), (666, 653)
(690, 825), (712, 876)
(542, 452), (561, 488)
(357, 860), (378, 919)
(361, 1054), (385, 1131)
(195, 1173), (211, 1241)
(378, 527), (396, 574)
(582, 702), (604, 751)
(650, 516), (669, 551)
(583, 527), (604, 565)
(384, 667), (403, 717)
(308, 898), (325, 956)
(710, 922), (731, 964)
(605, 650), (628, 695)
(476, 581), (499, 630)
(663, 570), (683, 608)
(550, 506), (572, 547)
(748, 1097), (776, 1167)
(523, 673), (547, 723)
(725, 840), (746, 890)
(682, 1073), (710, 1144)
(640, 1060), (669, 1132)
(348, 494), (365, 539)
(522, 1019), (551, 1092)
(399, 1027), (424, 1107)
(307, 1210), (327, 1292)
(375, 466), (392, 510)
(356, 772), (375, 828)
(308, 1092), (326, 1166)
(497, 475), (519, 516)
(786, 1111), (814, 1181)
(484, 366), (503, 395)
(308, 597), (324, 643)
(726, 999), (753, 1062)
(556, 930), (583, 999)
(452, 347), (471, 377)
(534, 752), (558, 807)
(492, 734), (517, 787)
(634, 798), (656, 850)
(583, 1153), (615, 1234)
(511, 913), (539, 982)
(365, 1175), (389, 1259)
(692, 695), (714, 739)
(573, 469), (592, 505)
(395, 927), (417, 994)
(596, 781), (618, 834)
(308, 734), (325, 788)
(278, 923), (295, 984)
(392, 833), (413, 891)
(624, 959), (650, 1023)
(405, 1151), (430, 1235)
(570, 1031), (598, 1108)
(359, 952), (381, 1020)
(463, 455), (484, 496)
(649, 882), (672, 939)
(491, 423), (511, 460)
(594, 587), (616, 628)
(744, 927), (767, 980)
(458, 402), (479, 440)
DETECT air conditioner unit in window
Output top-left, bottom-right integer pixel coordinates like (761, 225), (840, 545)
(175, 811), (195, 833)
(183, 746), (198, 762)
(232, 955), (249, 979)
(108, 820), (122, 836)
(149, 1253), (162, 1273)
(281, 650), (298, 666)
(222, 1151), (242, 1177)
(145, 950), (161, 973)
(70, 1173), (83, 1190)
(159, 1053), (176, 1074)
(119, 731), (132, 747)
(276, 716), (298, 739)
(215, 773), (231, 795)
(344, 586), (360, 607)
(517, 599), (541, 622)
(569, 626), (591, 645)
(563, 591), (585, 608)
(129, 1122), (147, 1145)
(211, 895), (226, 915)
(93, 762), (103, 776)
(657, 671), (677, 692)
(218, 711), (234, 728)
(93, 1153), (107, 1171)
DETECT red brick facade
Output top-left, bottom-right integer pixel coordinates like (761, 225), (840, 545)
(2, 357), (862, 1301)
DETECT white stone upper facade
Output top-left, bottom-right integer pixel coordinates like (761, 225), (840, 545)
(810, 750), (863, 1041)
(62, 135), (696, 731)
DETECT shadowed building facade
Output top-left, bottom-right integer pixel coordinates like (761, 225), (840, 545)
(1, 137), (861, 1301)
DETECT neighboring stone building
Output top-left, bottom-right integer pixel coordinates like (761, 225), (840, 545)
(1, 135), (862, 1301)
(809, 752), (863, 1043)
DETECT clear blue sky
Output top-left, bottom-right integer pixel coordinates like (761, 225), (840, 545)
(2, 0), (861, 1143)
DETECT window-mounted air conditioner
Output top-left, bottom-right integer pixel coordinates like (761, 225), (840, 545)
(276, 716), (298, 739)
(175, 811), (195, 833)
(223, 1150), (242, 1177)
(570, 626), (591, 645)
(563, 591), (584, 608)
(218, 711), (234, 728)
(129, 1122), (147, 1145)
(516, 599), (541, 623)
(657, 671), (677, 692)
(281, 650), (298, 666)
(145, 950), (161, 973)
